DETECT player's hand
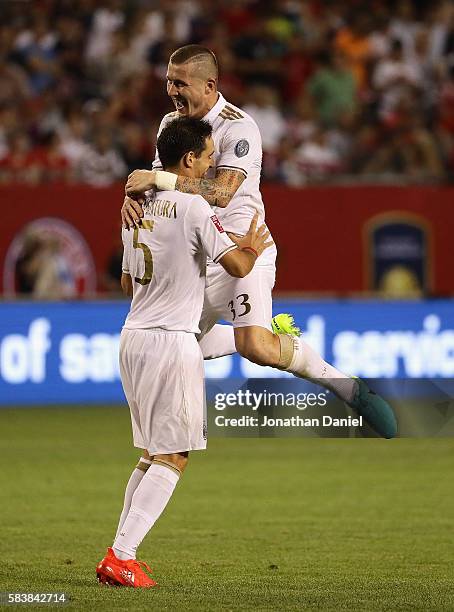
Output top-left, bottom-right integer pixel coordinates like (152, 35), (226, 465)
(228, 213), (273, 258)
(121, 195), (144, 229)
(125, 169), (156, 197)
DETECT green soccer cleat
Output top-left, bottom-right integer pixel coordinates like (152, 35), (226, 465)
(348, 378), (397, 439)
(271, 313), (301, 336)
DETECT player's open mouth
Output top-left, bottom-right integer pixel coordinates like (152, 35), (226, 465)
(173, 97), (187, 112)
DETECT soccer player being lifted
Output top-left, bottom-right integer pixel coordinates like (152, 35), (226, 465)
(96, 117), (273, 587)
(123, 45), (396, 439)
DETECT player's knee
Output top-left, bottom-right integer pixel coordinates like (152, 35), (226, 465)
(235, 337), (266, 365)
(136, 450), (154, 472)
(173, 452), (189, 473)
(154, 452), (189, 474)
(235, 330), (277, 367)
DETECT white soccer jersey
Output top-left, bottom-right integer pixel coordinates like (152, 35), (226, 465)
(122, 190), (236, 332)
(153, 93), (264, 236)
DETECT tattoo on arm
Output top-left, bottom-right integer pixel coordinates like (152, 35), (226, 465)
(175, 169), (245, 207)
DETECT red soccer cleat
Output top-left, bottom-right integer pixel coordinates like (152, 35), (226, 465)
(96, 547), (157, 588)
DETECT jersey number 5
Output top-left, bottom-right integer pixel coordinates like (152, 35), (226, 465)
(133, 220), (154, 285)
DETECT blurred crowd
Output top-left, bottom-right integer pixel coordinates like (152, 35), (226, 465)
(16, 231), (76, 299)
(1, 0), (454, 186)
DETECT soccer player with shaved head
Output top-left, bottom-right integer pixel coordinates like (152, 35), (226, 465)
(124, 45), (396, 440)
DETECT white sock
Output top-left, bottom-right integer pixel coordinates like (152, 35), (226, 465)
(115, 467), (147, 540)
(112, 463), (180, 560)
(198, 324), (236, 359)
(281, 336), (357, 403)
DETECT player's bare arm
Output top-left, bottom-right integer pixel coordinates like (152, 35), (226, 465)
(174, 168), (244, 208)
(123, 168), (245, 227)
(121, 272), (133, 297)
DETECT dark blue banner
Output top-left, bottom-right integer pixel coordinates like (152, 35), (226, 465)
(0, 300), (453, 404)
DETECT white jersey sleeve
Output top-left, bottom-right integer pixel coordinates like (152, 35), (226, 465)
(122, 230), (132, 273)
(186, 195), (237, 263)
(217, 119), (262, 179)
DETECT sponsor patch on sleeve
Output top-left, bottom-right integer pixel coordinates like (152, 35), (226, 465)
(210, 215), (225, 233)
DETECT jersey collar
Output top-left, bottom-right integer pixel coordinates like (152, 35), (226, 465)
(203, 93), (226, 125)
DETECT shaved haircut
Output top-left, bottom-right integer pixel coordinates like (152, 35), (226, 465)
(169, 45), (218, 80)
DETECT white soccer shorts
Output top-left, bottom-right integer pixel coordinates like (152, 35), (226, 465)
(119, 328), (207, 455)
(198, 244), (277, 338)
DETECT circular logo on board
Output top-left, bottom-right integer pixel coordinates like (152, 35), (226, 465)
(3, 217), (96, 297)
(235, 139), (249, 158)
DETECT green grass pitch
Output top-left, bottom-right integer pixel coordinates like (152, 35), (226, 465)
(1, 405), (454, 611)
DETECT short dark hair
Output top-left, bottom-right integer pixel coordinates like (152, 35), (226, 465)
(170, 45), (218, 78)
(157, 117), (213, 170)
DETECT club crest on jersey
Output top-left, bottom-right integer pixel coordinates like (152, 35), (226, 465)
(210, 215), (225, 233)
(235, 139), (249, 157)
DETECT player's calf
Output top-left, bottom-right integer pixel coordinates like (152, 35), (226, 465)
(111, 454), (186, 561)
(274, 319), (397, 439)
(97, 453), (187, 586)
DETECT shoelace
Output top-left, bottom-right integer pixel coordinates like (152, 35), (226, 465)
(127, 559), (153, 575)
